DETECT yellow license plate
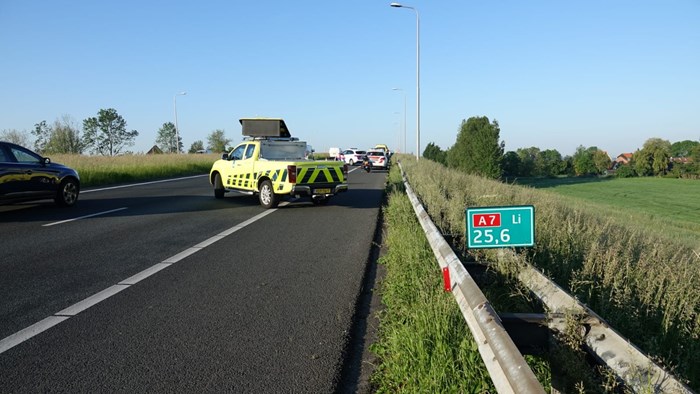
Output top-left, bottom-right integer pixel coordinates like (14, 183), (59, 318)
(314, 188), (331, 194)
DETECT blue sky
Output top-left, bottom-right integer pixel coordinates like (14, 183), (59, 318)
(1, 1), (698, 157)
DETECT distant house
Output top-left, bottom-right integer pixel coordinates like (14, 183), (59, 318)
(672, 157), (693, 164)
(147, 145), (163, 154)
(615, 153), (633, 165)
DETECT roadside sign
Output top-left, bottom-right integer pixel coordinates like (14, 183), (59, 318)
(466, 205), (535, 249)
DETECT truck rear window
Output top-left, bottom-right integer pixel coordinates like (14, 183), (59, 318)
(260, 142), (306, 160)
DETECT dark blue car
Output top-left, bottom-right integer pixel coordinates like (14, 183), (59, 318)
(0, 141), (80, 206)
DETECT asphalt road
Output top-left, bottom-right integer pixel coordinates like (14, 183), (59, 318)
(0, 166), (387, 392)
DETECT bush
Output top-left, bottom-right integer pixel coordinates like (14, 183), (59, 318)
(614, 164), (635, 178)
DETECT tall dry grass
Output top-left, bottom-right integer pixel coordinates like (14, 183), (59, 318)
(399, 156), (700, 389)
(50, 153), (218, 187)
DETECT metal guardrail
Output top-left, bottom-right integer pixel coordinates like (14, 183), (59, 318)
(400, 166), (545, 394)
(512, 252), (693, 393)
(399, 163), (694, 393)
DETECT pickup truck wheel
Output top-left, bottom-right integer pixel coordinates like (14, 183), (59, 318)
(259, 180), (279, 208)
(214, 173), (225, 199)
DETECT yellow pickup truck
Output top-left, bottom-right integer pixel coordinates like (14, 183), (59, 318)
(209, 118), (348, 208)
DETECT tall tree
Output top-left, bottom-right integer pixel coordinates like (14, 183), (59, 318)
(562, 155), (575, 176)
(501, 151), (521, 177)
(670, 140), (699, 158)
(446, 116), (503, 179)
(516, 147), (540, 176)
(572, 145), (597, 176)
(82, 108), (138, 156)
(0, 129), (31, 147)
(31, 117), (82, 154)
(32, 120), (52, 152)
(46, 115), (82, 154)
(189, 140), (205, 153)
(634, 138), (671, 176)
(156, 122), (181, 153)
(207, 129), (231, 153)
(423, 142), (447, 165)
(592, 150), (611, 175)
(691, 144), (700, 163)
(632, 149), (652, 176)
(689, 145), (700, 175)
(537, 149), (566, 177)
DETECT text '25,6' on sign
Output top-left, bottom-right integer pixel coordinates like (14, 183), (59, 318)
(466, 205), (535, 249)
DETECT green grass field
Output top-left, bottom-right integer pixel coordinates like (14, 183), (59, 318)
(517, 177), (700, 247)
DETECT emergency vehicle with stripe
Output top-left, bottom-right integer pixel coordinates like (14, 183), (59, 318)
(209, 118), (348, 208)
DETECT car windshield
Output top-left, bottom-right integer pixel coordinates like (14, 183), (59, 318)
(356, 150), (366, 155)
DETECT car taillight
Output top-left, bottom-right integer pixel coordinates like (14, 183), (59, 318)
(288, 165), (297, 183)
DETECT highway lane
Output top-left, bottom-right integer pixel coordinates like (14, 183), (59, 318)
(0, 167), (387, 392)
(1, 175), (264, 340)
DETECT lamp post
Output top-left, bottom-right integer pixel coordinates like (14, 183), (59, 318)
(390, 2), (420, 160)
(173, 91), (187, 153)
(392, 87), (407, 154)
(392, 115), (401, 153)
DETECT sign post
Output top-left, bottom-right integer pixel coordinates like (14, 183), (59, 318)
(466, 205), (535, 249)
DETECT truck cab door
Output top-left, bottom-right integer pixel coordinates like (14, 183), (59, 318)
(227, 143), (257, 191)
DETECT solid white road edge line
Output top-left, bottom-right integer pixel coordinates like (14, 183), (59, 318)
(0, 206), (279, 354)
(43, 207), (128, 227)
(81, 174), (208, 194)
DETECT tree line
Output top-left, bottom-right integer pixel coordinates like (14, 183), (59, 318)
(0, 108), (233, 155)
(422, 116), (700, 179)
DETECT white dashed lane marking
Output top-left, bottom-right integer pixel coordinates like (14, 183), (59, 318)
(0, 206), (280, 354)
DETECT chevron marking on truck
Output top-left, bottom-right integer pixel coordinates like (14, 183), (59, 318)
(296, 167), (343, 184)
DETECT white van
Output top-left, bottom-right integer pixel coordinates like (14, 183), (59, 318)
(328, 147), (342, 160)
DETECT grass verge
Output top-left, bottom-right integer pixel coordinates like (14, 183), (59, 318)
(398, 156), (700, 390)
(370, 165), (551, 392)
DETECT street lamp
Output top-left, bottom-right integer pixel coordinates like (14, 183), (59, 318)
(392, 115), (401, 153)
(390, 2), (420, 160)
(392, 87), (407, 154)
(173, 91), (187, 153)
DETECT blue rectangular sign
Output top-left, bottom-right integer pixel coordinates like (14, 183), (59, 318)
(466, 205), (535, 249)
